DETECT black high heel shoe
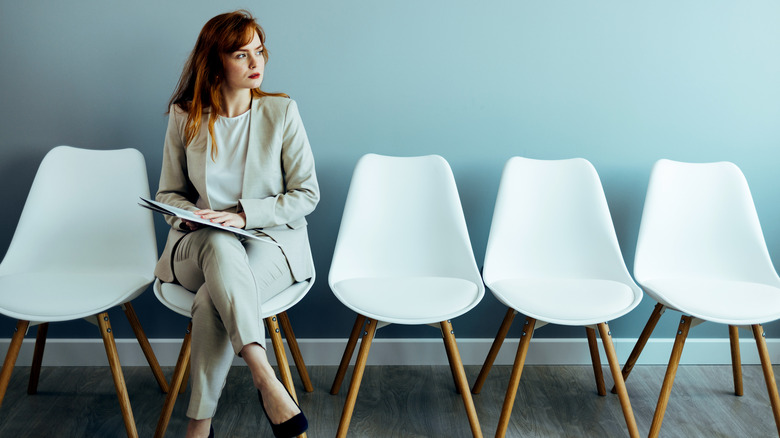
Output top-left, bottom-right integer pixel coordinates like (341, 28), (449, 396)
(257, 387), (308, 438)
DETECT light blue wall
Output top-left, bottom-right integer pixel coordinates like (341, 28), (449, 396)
(1, 1), (780, 342)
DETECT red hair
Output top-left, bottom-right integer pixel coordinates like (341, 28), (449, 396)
(168, 10), (287, 158)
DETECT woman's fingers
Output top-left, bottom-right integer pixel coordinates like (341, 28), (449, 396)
(194, 210), (246, 229)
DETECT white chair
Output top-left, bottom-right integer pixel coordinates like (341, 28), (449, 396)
(0, 146), (166, 438)
(152, 264), (315, 438)
(471, 157), (643, 438)
(328, 154), (485, 438)
(618, 159), (780, 437)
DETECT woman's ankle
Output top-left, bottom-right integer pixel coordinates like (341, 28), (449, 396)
(185, 418), (212, 438)
(241, 342), (279, 390)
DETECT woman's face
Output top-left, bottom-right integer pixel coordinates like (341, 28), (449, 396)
(221, 31), (265, 93)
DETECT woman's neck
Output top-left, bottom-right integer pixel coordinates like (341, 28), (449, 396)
(220, 87), (252, 117)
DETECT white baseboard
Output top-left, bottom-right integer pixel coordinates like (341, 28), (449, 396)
(2, 336), (778, 367)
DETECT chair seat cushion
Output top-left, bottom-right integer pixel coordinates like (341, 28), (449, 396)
(332, 277), (482, 325)
(641, 278), (780, 325)
(487, 278), (637, 326)
(157, 282), (194, 317)
(0, 271), (151, 321)
(158, 279), (312, 318)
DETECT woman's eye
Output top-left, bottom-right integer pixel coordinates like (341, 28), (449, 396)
(256, 49), (264, 56)
(236, 53), (246, 59)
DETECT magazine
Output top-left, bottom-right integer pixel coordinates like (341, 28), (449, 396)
(139, 197), (279, 246)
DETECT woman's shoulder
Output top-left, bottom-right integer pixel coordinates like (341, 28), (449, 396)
(169, 103), (187, 116)
(168, 101), (213, 114)
(169, 102), (199, 119)
(168, 102), (212, 127)
(254, 94), (294, 109)
(253, 95), (299, 120)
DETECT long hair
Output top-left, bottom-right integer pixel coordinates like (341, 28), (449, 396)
(168, 10), (287, 158)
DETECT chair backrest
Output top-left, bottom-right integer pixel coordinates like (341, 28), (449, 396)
(482, 157), (637, 289)
(0, 146), (157, 278)
(634, 159), (779, 285)
(329, 154), (483, 288)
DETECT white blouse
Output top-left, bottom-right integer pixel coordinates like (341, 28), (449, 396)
(201, 109), (250, 211)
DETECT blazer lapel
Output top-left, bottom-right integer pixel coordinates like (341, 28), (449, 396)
(188, 112), (211, 209)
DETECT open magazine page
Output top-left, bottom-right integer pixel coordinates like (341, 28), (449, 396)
(139, 197), (280, 246)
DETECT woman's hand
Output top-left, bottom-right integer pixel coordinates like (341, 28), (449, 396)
(180, 219), (201, 231)
(194, 209), (247, 229)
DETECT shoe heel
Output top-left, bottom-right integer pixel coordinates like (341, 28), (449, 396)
(258, 387), (309, 438)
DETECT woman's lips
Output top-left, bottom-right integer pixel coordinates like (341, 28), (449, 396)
(249, 73), (261, 79)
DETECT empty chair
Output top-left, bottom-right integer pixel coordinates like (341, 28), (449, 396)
(618, 159), (780, 437)
(471, 157), (642, 437)
(152, 263), (315, 438)
(0, 146), (167, 438)
(329, 154), (485, 437)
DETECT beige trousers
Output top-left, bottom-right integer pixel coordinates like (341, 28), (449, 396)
(172, 227), (294, 419)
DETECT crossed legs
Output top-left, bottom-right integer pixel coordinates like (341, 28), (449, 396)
(173, 228), (301, 437)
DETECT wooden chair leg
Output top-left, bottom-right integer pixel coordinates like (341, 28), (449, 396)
(336, 317), (376, 438)
(597, 323), (639, 438)
(729, 325), (743, 396)
(648, 315), (691, 438)
(97, 312), (138, 438)
(472, 308), (515, 394)
(0, 320), (29, 409)
(180, 361), (190, 394)
(278, 311), (314, 392)
(155, 322), (192, 438)
(266, 317), (297, 399)
(496, 317), (536, 438)
(752, 324), (780, 436)
(443, 330), (461, 394)
(28, 322), (49, 395)
(586, 326), (606, 396)
(441, 320), (483, 438)
(123, 302), (169, 393)
(330, 314), (366, 395)
(266, 315), (309, 438)
(611, 302), (664, 393)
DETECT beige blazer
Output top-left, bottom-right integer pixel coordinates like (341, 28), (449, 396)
(154, 96), (319, 283)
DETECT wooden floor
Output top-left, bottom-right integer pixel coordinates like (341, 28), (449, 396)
(0, 364), (777, 437)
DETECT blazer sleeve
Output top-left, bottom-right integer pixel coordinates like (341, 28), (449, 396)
(239, 99), (320, 229)
(156, 105), (199, 230)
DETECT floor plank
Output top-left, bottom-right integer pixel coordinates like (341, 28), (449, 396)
(0, 364), (777, 437)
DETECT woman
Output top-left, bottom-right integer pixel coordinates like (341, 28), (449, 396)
(154, 10), (318, 438)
